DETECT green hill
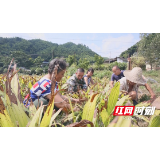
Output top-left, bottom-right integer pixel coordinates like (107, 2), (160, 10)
(120, 43), (139, 58)
(0, 37), (99, 70)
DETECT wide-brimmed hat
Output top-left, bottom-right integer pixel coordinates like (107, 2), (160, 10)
(123, 67), (146, 85)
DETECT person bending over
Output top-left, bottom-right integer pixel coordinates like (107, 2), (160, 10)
(118, 67), (156, 105)
(67, 68), (87, 93)
(23, 59), (80, 113)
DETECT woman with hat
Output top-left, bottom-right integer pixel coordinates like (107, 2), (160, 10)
(118, 67), (156, 105)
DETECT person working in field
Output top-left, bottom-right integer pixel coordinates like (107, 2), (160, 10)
(118, 67), (156, 105)
(83, 68), (94, 87)
(67, 68), (87, 93)
(109, 65), (125, 88)
(23, 59), (80, 113)
(109, 58), (132, 88)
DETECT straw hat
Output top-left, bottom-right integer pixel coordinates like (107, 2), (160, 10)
(123, 67), (146, 85)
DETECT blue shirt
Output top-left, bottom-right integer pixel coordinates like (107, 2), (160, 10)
(84, 75), (91, 85)
(111, 70), (125, 82)
(23, 77), (59, 107)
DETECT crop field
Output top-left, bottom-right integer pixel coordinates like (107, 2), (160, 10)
(0, 66), (160, 127)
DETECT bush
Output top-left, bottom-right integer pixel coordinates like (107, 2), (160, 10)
(108, 62), (127, 71)
(90, 64), (106, 71)
(67, 64), (78, 76)
(26, 70), (32, 75)
(0, 68), (4, 74)
(36, 68), (43, 75)
(131, 56), (146, 71)
(31, 68), (36, 75)
(3, 68), (8, 73)
(93, 70), (112, 79)
(77, 58), (90, 70)
(44, 68), (48, 73)
(145, 70), (159, 77)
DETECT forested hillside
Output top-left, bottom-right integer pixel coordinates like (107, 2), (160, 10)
(120, 43), (138, 58)
(0, 37), (98, 70)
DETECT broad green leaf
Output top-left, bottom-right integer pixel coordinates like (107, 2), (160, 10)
(82, 94), (99, 126)
(12, 103), (29, 127)
(82, 94), (93, 120)
(149, 116), (160, 127)
(154, 110), (160, 116)
(0, 110), (15, 127)
(86, 97), (98, 126)
(40, 98), (54, 127)
(100, 108), (109, 127)
(68, 97), (75, 122)
(135, 102), (150, 107)
(107, 82), (120, 115)
(116, 95), (130, 106)
(92, 108), (97, 126)
(49, 108), (63, 127)
(29, 106), (44, 127)
(98, 99), (105, 110)
(29, 103), (37, 119)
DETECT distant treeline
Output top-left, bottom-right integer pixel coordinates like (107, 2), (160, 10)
(0, 37), (100, 72)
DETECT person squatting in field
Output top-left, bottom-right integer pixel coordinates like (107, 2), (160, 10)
(118, 67), (156, 105)
(109, 58), (132, 88)
(83, 68), (94, 87)
(23, 58), (81, 114)
(109, 65), (125, 88)
(67, 68), (87, 93)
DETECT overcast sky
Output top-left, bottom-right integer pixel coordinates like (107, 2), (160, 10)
(0, 33), (140, 58)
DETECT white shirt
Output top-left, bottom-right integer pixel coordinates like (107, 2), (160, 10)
(118, 77), (146, 101)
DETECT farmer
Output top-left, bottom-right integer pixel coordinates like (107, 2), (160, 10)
(109, 65), (125, 88)
(118, 67), (156, 105)
(23, 59), (80, 113)
(83, 68), (94, 87)
(67, 68), (87, 93)
(109, 58), (132, 88)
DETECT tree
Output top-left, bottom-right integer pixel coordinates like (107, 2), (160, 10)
(25, 58), (34, 68)
(78, 58), (90, 70)
(0, 67), (3, 74)
(31, 68), (36, 74)
(10, 51), (34, 68)
(35, 68), (43, 75)
(0, 37), (99, 68)
(131, 56), (146, 70)
(3, 68), (8, 73)
(138, 33), (160, 70)
(34, 56), (44, 67)
(66, 55), (75, 66)
(94, 55), (104, 69)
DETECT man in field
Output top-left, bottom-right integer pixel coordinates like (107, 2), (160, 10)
(67, 68), (87, 93)
(109, 58), (132, 88)
(109, 65), (125, 88)
(118, 67), (156, 105)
